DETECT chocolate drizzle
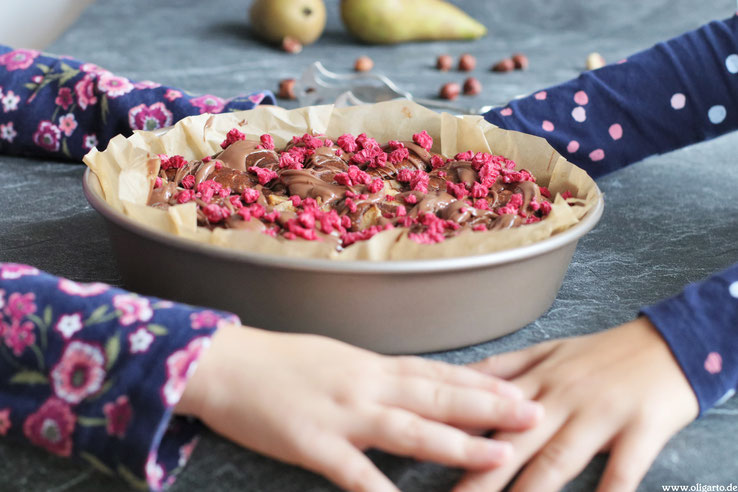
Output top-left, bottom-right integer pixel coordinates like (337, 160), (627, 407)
(147, 134), (556, 247)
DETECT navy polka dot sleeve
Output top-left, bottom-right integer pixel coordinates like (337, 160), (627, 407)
(486, 16), (738, 414)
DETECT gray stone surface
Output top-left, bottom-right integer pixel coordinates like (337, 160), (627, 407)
(1, 0), (737, 490)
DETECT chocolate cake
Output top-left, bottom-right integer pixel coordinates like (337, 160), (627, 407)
(147, 129), (557, 249)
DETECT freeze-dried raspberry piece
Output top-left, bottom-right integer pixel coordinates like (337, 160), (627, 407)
(197, 180), (223, 203)
(473, 224), (487, 231)
(229, 195), (244, 209)
(471, 152), (494, 171)
(561, 191), (573, 199)
(474, 199), (489, 210)
(154, 177), (162, 188)
(181, 175), (195, 189)
(160, 154), (188, 170)
(290, 195), (302, 207)
(301, 133), (324, 150)
(404, 194), (418, 204)
(454, 150), (474, 161)
(341, 224), (393, 246)
(539, 186), (551, 199)
(336, 134), (358, 153)
(248, 166), (278, 185)
(388, 147), (410, 164)
(242, 188), (260, 203)
(221, 128), (246, 149)
(367, 178), (384, 194)
(176, 190), (194, 204)
(478, 163), (500, 188)
(508, 193), (523, 209)
(263, 210), (280, 223)
(446, 181), (469, 200)
(260, 134), (275, 150)
(471, 182), (488, 198)
(409, 170), (429, 193)
(285, 218), (319, 241)
(356, 133), (380, 150)
(430, 155), (445, 169)
(412, 130), (433, 151)
(202, 204), (230, 223)
(279, 152), (303, 169)
(387, 140), (404, 150)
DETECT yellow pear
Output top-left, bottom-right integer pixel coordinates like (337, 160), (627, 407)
(341, 0), (486, 44)
(250, 0), (327, 45)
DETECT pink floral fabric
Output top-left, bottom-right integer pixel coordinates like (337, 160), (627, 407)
(0, 263), (239, 490)
(0, 44), (274, 161)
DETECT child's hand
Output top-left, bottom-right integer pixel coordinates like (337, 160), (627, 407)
(176, 324), (543, 492)
(454, 318), (699, 492)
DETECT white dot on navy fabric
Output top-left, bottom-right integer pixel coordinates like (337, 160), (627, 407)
(726, 54), (738, 74)
(708, 105), (727, 124)
(729, 281), (738, 298)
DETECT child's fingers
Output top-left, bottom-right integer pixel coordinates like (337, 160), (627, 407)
(380, 377), (543, 430)
(508, 414), (618, 492)
(452, 408), (568, 492)
(467, 342), (559, 380)
(596, 423), (670, 492)
(391, 356), (524, 399)
(364, 406), (513, 469)
(300, 435), (400, 492)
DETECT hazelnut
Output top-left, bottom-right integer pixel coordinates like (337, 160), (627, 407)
(463, 77), (482, 96)
(282, 36), (303, 54)
(586, 52), (606, 70)
(354, 56), (374, 72)
(278, 78), (296, 100)
(436, 54), (453, 71)
(512, 53), (529, 70)
(458, 53), (476, 71)
(492, 58), (515, 72)
(439, 82), (461, 100)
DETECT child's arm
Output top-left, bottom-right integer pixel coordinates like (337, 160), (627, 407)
(484, 15), (738, 178)
(0, 263), (542, 492)
(0, 46), (275, 162)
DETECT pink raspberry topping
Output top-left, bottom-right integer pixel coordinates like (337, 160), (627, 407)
(412, 130), (433, 151)
(539, 186), (551, 199)
(247, 166), (278, 185)
(356, 133), (380, 150)
(540, 201), (552, 215)
(279, 152), (303, 170)
(242, 188), (260, 203)
(181, 175), (195, 189)
(176, 190), (194, 204)
(196, 180), (223, 203)
(404, 194), (418, 204)
(446, 181), (469, 200)
(202, 156), (212, 163)
(341, 224), (392, 247)
(478, 163), (500, 188)
(367, 178), (384, 194)
(473, 224), (487, 231)
(290, 195), (302, 207)
(221, 128), (246, 149)
(387, 140), (404, 150)
(260, 134), (275, 150)
(202, 204), (230, 223)
(263, 210), (280, 223)
(388, 147), (410, 164)
(160, 155), (188, 170)
(300, 133), (324, 150)
(344, 197), (358, 213)
(471, 152), (494, 170)
(214, 161), (223, 170)
(474, 199), (489, 210)
(409, 170), (429, 193)
(154, 177), (162, 188)
(284, 218), (319, 241)
(430, 155), (445, 169)
(561, 190), (574, 199)
(229, 195), (244, 209)
(471, 182), (488, 198)
(336, 134), (358, 153)
(454, 150), (474, 161)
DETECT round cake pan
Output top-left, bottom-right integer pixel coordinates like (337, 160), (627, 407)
(83, 168), (604, 354)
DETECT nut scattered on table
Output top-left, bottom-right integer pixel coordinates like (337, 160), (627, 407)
(492, 58), (515, 72)
(281, 36), (303, 54)
(458, 53), (476, 71)
(463, 77), (482, 95)
(278, 78), (296, 99)
(436, 54), (453, 71)
(354, 56), (374, 72)
(512, 53), (529, 70)
(586, 52), (606, 70)
(439, 82), (461, 100)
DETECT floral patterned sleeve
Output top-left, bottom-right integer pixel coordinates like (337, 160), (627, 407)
(0, 262), (239, 490)
(0, 45), (275, 161)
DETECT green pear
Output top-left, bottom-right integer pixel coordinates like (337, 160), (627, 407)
(250, 0), (327, 45)
(341, 0), (486, 44)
